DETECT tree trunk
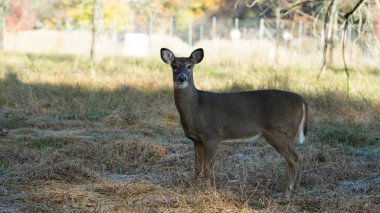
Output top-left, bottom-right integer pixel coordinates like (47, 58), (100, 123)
(0, 12), (4, 51)
(0, 0), (9, 51)
(90, 0), (104, 62)
(319, 0), (337, 78)
(274, 7), (280, 65)
(327, 6), (338, 68)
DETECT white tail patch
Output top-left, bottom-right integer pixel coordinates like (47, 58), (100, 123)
(297, 104), (306, 144)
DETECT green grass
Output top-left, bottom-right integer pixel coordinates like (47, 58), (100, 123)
(0, 159), (7, 175)
(0, 52), (379, 212)
(316, 124), (376, 147)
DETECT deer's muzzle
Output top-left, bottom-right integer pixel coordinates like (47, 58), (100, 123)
(177, 74), (187, 83)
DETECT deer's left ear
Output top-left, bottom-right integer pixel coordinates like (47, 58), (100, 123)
(190, 48), (204, 64)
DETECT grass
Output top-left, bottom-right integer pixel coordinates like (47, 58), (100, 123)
(0, 51), (379, 212)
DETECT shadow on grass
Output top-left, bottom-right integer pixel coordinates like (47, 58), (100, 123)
(0, 72), (174, 126)
(1, 71), (379, 146)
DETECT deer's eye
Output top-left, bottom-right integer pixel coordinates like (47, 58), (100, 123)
(187, 65), (192, 69)
(172, 64), (178, 69)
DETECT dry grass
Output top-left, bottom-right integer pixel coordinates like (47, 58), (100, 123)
(0, 51), (379, 212)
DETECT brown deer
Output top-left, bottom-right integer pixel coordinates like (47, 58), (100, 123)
(160, 48), (308, 200)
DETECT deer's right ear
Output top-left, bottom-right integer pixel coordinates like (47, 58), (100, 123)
(160, 48), (174, 64)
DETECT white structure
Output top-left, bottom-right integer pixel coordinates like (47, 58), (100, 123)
(123, 33), (149, 56)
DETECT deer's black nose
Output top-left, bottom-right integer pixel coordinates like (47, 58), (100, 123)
(177, 75), (187, 83)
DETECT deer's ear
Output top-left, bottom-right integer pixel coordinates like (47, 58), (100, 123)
(160, 48), (175, 64)
(190, 48), (204, 64)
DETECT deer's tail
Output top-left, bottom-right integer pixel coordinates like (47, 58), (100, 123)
(297, 102), (308, 144)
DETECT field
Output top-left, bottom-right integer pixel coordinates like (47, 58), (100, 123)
(0, 50), (379, 212)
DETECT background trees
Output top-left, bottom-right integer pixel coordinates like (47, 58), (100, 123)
(0, 0), (9, 50)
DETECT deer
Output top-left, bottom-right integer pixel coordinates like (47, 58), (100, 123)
(160, 48), (308, 200)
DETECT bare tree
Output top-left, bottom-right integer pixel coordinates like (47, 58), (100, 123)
(0, 0), (9, 51)
(319, 0), (337, 77)
(281, 0), (371, 97)
(90, 0), (104, 62)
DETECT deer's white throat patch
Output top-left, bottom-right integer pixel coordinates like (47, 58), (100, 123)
(174, 82), (188, 89)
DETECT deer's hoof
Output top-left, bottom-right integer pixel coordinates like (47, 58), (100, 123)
(0, 128), (9, 136)
(284, 189), (292, 201)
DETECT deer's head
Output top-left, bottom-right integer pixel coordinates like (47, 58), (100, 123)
(160, 48), (204, 89)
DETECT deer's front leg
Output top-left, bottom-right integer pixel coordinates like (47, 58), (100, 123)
(194, 141), (204, 181)
(203, 141), (219, 181)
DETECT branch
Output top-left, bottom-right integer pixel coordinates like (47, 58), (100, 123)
(281, 0), (326, 15)
(246, 0), (262, 8)
(341, 20), (351, 98)
(339, 0), (367, 97)
(317, 0), (335, 79)
(280, 0), (326, 31)
(343, 0), (367, 19)
(340, 0), (367, 76)
(0, 0), (10, 13)
(234, 0), (240, 9)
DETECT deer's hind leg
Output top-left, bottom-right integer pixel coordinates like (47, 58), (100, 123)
(263, 130), (302, 200)
(295, 152), (303, 187)
(202, 140), (219, 181)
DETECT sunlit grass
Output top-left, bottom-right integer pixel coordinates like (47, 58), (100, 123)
(1, 52), (379, 98)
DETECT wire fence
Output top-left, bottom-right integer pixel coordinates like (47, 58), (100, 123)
(3, 14), (380, 63)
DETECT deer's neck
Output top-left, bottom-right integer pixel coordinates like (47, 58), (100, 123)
(174, 82), (198, 123)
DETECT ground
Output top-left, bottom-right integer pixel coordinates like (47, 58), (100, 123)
(0, 53), (379, 212)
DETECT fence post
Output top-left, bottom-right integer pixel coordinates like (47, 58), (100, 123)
(348, 24), (352, 43)
(90, 0), (104, 63)
(298, 21), (303, 53)
(212, 16), (217, 39)
(275, 8), (280, 64)
(148, 15), (153, 35)
(169, 17), (174, 37)
(199, 25), (204, 41)
(235, 18), (239, 28)
(259, 18), (265, 40)
(188, 17), (192, 46)
(0, 12), (4, 50)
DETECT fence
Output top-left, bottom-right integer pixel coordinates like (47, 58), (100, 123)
(3, 15), (380, 66)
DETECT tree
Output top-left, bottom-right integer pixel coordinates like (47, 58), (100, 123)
(277, 0), (373, 96)
(90, 0), (104, 62)
(0, 0), (9, 50)
(26, 0), (131, 31)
